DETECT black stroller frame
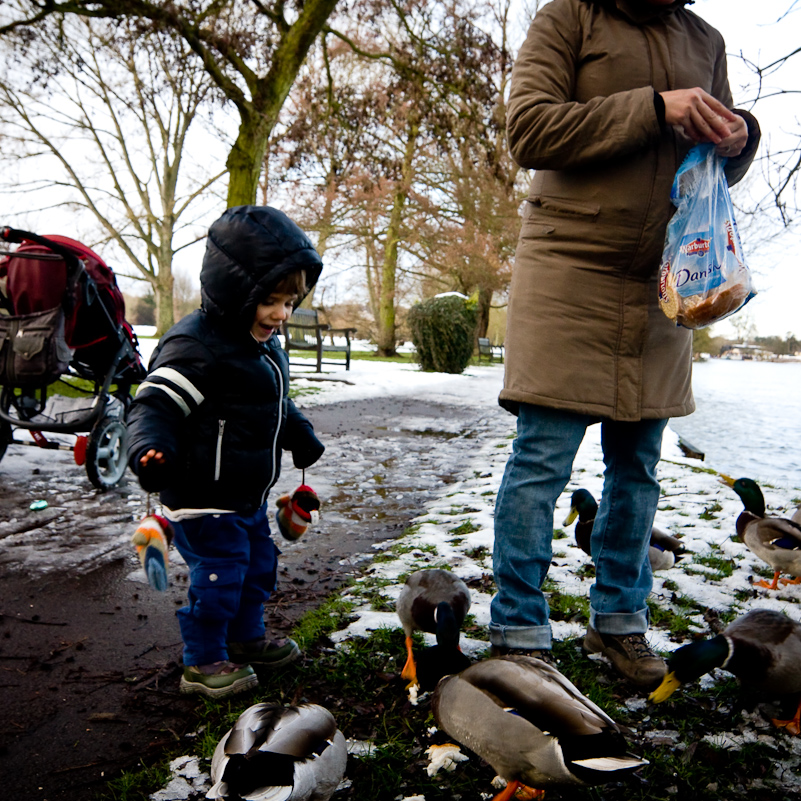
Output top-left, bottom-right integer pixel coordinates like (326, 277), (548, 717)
(0, 227), (146, 489)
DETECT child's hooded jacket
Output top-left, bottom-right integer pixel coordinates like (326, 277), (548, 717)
(126, 206), (324, 517)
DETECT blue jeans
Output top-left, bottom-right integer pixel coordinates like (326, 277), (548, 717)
(172, 506), (278, 666)
(489, 404), (667, 650)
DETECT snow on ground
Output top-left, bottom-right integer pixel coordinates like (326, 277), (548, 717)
(272, 350), (801, 658)
(138, 339), (801, 799)
(134, 333), (801, 658)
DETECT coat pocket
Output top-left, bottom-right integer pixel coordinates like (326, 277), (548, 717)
(189, 563), (242, 621)
(0, 306), (71, 387)
(526, 195), (601, 219)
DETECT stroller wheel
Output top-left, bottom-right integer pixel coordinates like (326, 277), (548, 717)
(0, 420), (11, 464)
(86, 414), (129, 490)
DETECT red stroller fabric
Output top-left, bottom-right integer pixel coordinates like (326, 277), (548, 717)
(0, 234), (144, 382)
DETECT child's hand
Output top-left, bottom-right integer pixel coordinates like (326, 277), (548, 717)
(140, 449), (166, 468)
(136, 448), (170, 492)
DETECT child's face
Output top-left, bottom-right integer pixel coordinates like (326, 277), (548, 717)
(250, 292), (297, 342)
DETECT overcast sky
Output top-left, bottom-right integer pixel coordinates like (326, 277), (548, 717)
(3, 0), (798, 338)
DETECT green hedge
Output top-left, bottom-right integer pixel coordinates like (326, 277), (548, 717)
(408, 294), (477, 374)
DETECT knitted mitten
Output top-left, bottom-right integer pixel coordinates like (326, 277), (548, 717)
(275, 484), (321, 541)
(132, 514), (174, 591)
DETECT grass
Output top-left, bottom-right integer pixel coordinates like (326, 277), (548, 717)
(301, 348), (504, 369)
(102, 588), (801, 801)
(693, 553), (738, 580)
(300, 349), (418, 364)
(104, 761), (171, 800)
(449, 519), (481, 536)
(547, 589), (590, 622)
(648, 598), (695, 636)
(97, 427), (801, 801)
(14, 374), (321, 403)
(699, 501), (724, 520)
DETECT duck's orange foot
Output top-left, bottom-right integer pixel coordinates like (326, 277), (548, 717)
(492, 781), (545, 801)
(755, 572), (781, 590)
(779, 576), (801, 586)
(515, 786), (546, 800)
(772, 717), (801, 735)
(401, 636), (417, 684)
(772, 699), (801, 735)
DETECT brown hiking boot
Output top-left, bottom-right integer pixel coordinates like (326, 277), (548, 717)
(584, 625), (666, 688)
(490, 645), (557, 667)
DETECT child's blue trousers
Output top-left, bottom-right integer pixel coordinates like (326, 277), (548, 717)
(171, 505), (278, 667)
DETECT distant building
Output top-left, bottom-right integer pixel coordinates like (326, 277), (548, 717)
(719, 343), (773, 360)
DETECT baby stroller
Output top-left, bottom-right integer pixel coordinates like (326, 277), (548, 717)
(0, 227), (147, 489)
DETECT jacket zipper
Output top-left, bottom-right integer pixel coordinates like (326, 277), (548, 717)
(214, 419), (225, 481)
(259, 350), (283, 507)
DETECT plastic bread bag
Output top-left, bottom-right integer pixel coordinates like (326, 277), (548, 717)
(658, 144), (756, 329)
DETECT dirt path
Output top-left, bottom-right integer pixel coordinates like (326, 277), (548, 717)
(0, 395), (510, 801)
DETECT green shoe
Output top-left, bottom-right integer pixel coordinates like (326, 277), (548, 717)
(179, 660), (258, 698)
(228, 636), (301, 668)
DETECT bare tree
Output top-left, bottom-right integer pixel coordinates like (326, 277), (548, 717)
(0, 17), (226, 334)
(269, 0), (517, 354)
(736, 2), (800, 223)
(1, 0), (341, 207)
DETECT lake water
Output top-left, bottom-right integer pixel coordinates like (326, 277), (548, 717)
(668, 359), (801, 490)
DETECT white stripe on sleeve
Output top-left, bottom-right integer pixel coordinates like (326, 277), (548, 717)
(148, 367), (205, 404)
(135, 381), (192, 416)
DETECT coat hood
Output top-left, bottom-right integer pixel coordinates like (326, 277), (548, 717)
(199, 205), (323, 325)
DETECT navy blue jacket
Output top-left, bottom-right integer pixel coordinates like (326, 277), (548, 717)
(126, 206), (324, 514)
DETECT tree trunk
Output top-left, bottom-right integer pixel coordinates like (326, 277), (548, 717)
(476, 287), (493, 339)
(376, 193), (402, 356)
(226, 111), (272, 207)
(376, 117), (419, 357)
(154, 272), (175, 338)
(225, 0), (341, 206)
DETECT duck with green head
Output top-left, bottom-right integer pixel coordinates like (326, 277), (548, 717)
(563, 488), (686, 572)
(433, 655), (649, 800)
(649, 609), (801, 735)
(396, 568), (471, 692)
(720, 475), (801, 590)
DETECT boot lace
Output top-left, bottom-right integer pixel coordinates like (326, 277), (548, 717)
(621, 633), (656, 659)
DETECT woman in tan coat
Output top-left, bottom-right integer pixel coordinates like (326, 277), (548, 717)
(489, 0), (759, 686)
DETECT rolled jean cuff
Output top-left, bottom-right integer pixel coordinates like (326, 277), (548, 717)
(589, 607), (649, 636)
(489, 622), (552, 650)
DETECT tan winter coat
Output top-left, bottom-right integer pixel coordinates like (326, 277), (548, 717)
(500, 0), (759, 421)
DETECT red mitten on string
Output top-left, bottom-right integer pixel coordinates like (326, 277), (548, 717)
(275, 484), (320, 541)
(132, 514), (174, 591)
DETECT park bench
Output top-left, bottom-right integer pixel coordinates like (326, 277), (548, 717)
(477, 337), (504, 364)
(282, 307), (358, 371)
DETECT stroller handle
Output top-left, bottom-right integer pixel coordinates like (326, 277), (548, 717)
(2, 227), (85, 267)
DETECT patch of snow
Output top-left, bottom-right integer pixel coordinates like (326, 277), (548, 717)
(134, 356), (801, 800)
(149, 756), (209, 801)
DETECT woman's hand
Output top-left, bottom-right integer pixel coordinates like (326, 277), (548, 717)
(714, 113), (748, 158)
(660, 88), (745, 153)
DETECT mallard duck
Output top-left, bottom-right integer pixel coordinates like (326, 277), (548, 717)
(649, 609), (801, 734)
(564, 488), (685, 571)
(396, 568), (471, 690)
(432, 656), (648, 800)
(720, 475), (801, 589)
(206, 703), (347, 801)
